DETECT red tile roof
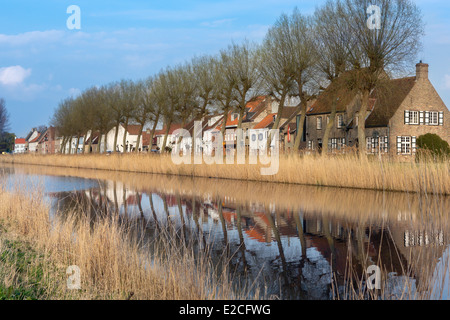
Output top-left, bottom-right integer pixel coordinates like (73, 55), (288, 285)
(126, 124), (143, 136)
(154, 123), (184, 136)
(15, 138), (26, 144)
(253, 113), (277, 129)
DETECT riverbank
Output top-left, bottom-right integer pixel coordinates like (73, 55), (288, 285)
(1, 153), (449, 195)
(0, 187), (252, 300)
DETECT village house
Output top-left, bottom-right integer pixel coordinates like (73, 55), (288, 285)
(101, 124), (145, 153)
(305, 62), (449, 156)
(36, 126), (58, 154)
(14, 138), (27, 154)
(25, 127), (47, 153)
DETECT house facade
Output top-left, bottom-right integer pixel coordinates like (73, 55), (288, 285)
(14, 138), (27, 154)
(305, 62), (449, 156)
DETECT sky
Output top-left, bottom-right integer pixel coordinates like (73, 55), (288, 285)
(0, 0), (449, 138)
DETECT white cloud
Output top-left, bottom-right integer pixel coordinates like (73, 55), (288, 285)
(0, 66), (32, 86)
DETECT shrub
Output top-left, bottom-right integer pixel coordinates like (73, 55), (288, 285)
(416, 133), (450, 161)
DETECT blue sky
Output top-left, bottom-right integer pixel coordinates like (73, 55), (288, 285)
(1, 0), (449, 138)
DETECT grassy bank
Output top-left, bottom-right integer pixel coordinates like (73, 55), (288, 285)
(0, 187), (254, 300)
(1, 153), (449, 195)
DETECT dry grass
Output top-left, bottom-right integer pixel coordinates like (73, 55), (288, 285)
(0, 186), (255, 300)
(1, 152), (449, 195)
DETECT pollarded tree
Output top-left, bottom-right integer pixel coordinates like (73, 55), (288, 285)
(0, 98), (10, 137)
(191, 54), (217, 119)
(339, 0), (424, 155)
(258, 14), (298, 148)
(228, 41), (262, 129)
(119, 79), (141, 153)
(213, 49), (239, 139)
(314, 0), (352, 155)
(288, 9), (320, 151)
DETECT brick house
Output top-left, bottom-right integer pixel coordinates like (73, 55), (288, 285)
(305, 62), (449, 156)
(36, 126), (57, 154)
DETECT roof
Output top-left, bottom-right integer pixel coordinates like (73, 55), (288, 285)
(154, 123), (184, 136)
(125, 124), (143, 136)
(365, 77), (416, 127)
(218, 96), (269, 129)
(15, 138), (26, 144)
(29, 134), (41, 143)
(253, 113), (276, 129)
(307, 72), (359, 116)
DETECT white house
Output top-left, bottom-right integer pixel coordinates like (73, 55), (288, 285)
(14, 138), (27, 154)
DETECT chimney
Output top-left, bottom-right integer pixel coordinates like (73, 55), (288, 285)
(416, 61), (429, 81)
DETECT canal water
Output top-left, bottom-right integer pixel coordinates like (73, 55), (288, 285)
(1, 164), (449, 300)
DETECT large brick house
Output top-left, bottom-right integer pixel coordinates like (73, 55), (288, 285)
(305, 62), (449, 156)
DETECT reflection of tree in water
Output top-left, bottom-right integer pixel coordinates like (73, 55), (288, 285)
(47, 181), (448, 300)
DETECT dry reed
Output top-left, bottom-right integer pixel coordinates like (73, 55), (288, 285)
(0, 185), (255, 300)
(1, 152), (449, 195)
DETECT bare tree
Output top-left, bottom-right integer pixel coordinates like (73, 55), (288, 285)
(314, 0), (351, 155)
(228, 41), (261, 129)
(258, 14), (298, 148)
(213, 49), (238, 139)
(288, 9), (319, 151)
(339, 0), (424, 155)
(0, 98), (10, 136)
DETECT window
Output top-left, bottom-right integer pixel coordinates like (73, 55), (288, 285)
(366, 136), (388, 154)
(317, 116), (322, 130)
(308, 140), (314, 150)
(430, 111), (439, 125)
(329, 138), (345, 151)
(251, 134), (256, 142)
(410, 111), (419, 125)
(337, 115), (344, 128)
(258, 133), (264, 141)
(397, 136), (416, 155)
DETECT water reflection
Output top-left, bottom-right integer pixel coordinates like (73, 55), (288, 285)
(1, 164), (449, 300)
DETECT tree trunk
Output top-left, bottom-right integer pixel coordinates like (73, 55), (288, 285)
(161, 120), (172, 152)
(113, 122), (120, 153)
(60, 136), (67, 154)
(267, 93), (287, 150)
(322, 99), (338, 156)
(88, 129), (94, 154)
(135, 124), (144, 153)
(82, 130), (88, 154)
(75, 134), (81, 154)
(122, 118), (129, 153)
(293, 100), (308, 151)
(358, 90), (369, 157)
(149, 113), (160, 151)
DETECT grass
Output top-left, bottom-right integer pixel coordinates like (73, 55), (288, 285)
(0, 186), (257, 300)
(1, 152), (448, 195)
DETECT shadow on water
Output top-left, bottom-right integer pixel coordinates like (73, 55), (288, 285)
(1, 163), (449, 300)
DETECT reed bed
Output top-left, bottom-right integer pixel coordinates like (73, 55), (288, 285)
(1, 153), (448, 195)
(0, 186), (255, 300)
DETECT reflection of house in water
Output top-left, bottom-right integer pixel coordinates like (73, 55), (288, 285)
(45, 177), (450, 300)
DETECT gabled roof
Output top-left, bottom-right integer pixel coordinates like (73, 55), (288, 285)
(125, 124), (143, 136)
(15, 138), (26, 144)
(218, 96), (269, 128)
(154, 123), (183, 136)
(365, 77), (416, 127)
(307, 72), (359, 116)
(253, 113), (276, 129)
(29, 134), (41, 143)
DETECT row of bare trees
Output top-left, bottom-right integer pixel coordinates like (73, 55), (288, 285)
(51, 0), (423, 155)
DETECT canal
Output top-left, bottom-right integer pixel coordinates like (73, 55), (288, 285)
(1, 163), (449, 300)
